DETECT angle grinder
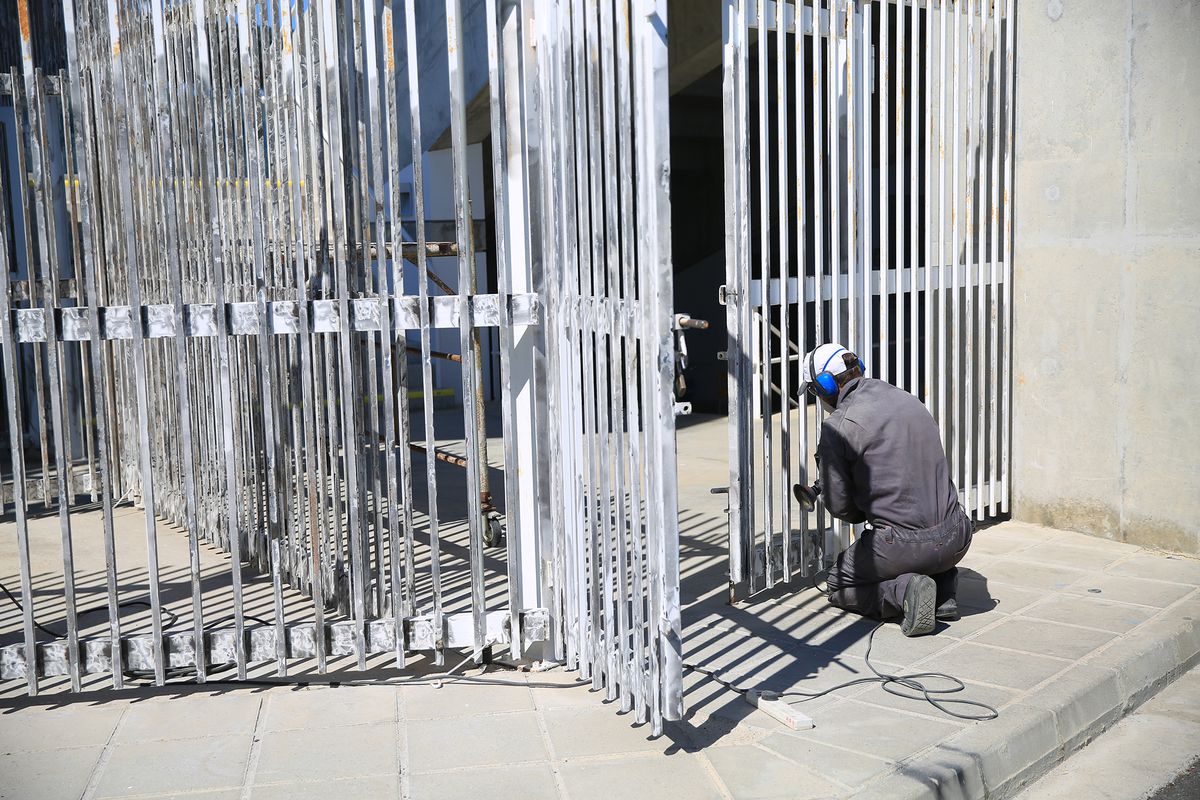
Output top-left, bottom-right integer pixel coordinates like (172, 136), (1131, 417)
(793, 479), (821, 512)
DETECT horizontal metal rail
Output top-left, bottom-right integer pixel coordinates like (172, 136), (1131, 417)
(2, 295), (540, 344)
(0, 609), (549, 681)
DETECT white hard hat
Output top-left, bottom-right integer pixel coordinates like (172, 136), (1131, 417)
(799, 342), (852, 397)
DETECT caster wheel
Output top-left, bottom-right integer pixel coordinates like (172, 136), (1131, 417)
(484, 515), (506, 547)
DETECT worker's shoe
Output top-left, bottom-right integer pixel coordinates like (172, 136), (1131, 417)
(900, 575), (937, 637)
(935, 598), (960, 622)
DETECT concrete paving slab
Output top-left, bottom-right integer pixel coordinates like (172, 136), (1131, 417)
(92, 734), (253, 798)
(525, 671), (602, 710)
(406, 711), (548, 771)
(964, 531), (1041, 557)
(971, 559), (1088, 592)
(115, 693), (263, 743)
(841, 677), (1017, 723)
(971, 617), (1118, 661)
(0, 745), (104, 800)
(956, 575), (1042, 614)
(936, 608), (1009, 639)
(557, 754), (725, 800)
(408, 763), (559, 800)
(259, 685), (397, 732)
(251, 775), (399, 800)
(0, 703), (124, 754)
(915, 642), (1071, 691)
(1018, 593), (1159, 633)
(1018, 541), (1129, 571)
(252, 722), (398, 784)
(541, 705), (661, 758)
(758, 732), (895, 788)
(1105, 553), (1200, 585)
(1066, 574), (1194, 608)
(706, 744), (846, 799)
(789, 698), (963, 761)
(401, 674), (534, 719)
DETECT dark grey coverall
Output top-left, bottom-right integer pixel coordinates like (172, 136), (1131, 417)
(818, 376), (973, 620)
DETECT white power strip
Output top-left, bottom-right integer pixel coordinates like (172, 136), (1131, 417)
(744, 690), (815, 730)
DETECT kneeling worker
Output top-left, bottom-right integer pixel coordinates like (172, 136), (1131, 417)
(798, 342), (973, 637)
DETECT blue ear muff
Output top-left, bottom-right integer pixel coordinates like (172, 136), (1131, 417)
(815, 372), (839, 397)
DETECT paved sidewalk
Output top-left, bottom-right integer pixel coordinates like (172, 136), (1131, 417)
(1014, 666), (1200, 800)
(2, 414), (1199, 798)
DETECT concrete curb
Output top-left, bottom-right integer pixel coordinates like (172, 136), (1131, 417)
(853, 596), (1200, 800)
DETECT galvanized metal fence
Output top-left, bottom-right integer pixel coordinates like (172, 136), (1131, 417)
(0, 0), (681, 732)
(526, 0), (683, 725)
(723, 0), (1016, 594)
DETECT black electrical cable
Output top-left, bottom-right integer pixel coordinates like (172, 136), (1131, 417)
(684, 622), (998, 722)
(685, 572), (999, 722)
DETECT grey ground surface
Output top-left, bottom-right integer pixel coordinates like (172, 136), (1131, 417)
(1, 414), (1198, 799)
(1015, 667), (1200, 800)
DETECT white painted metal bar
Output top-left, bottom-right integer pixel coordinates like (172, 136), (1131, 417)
(776, 0), (792, 584)
(908, 0), (919, 396)
(1001, 0), (1015, 514)
(793, 0), (810, 574)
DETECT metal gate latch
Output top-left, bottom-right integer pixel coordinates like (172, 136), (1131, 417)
(673, 313), (709, 401)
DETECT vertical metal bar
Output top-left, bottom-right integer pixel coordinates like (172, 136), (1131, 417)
(192, 0), (250, 679)
(634, 0), (681, 730)
(234, 0), (285, 670)
(60, 0), (123, 689)
(755, 0), (775, 589)
(793, 0), (809, 575)
(964, 0), (976, 517)
(923, 0), (934, 412)
(775, 0), (792, 589)
(402, 0), (444, 665)
(10, 77), (52, 511)
(845, 0), (856, 360)
(860, 2), (871, 389)
(445, 0), (488, 661)
(597, 0), (633, 705)
(22, 49), (82, 690)
(278, 0), (327, 670)
(1001, 0), (1014, 514)
(975, 0), (988, 522)
(101, 1), (167, 686)
(483, 0), (524, 662)
(148, 0), (206, 683)
(0, 77), (37, 697)
(722, 0), (748, 589)
(987, 0), (1000, 516)
(567, 0), (599, 687)
(894, 0), (905, 391)
(951, 0), (962, 502)
(938, 0), (948, 443)
(317, 0), (370, 667)
(812, 0), (827, 557)
(908, 0), (919, 397)
(879, 0), (889, 386)
(582, 0), (616, 697)
(379, 0), (416, 663)
(613, 0), (647, 716)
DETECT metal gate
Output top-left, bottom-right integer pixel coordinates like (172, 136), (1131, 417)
(0, 0), (680, 732)
(722, 0), (1016, 596)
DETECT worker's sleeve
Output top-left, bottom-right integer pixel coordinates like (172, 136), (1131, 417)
(817, 421), (867, 523)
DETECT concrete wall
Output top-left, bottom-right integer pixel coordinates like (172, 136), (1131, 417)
(1012, 0), (1200, 554)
